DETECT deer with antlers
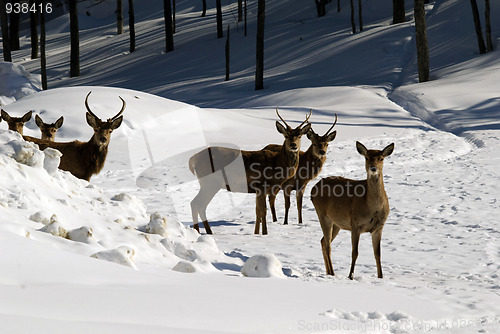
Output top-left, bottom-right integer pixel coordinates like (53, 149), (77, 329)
(311, 141), (394, 279)
(189, 109), (311, 235)
(1, 110), (32, 135)
(24, 92), (125, 181)
(35, 114), (64, 141)
(266, 114), (337, 225)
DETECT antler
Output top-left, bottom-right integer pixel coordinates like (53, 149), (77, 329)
(85, 91), (126, 122)
(110, 96), (126, 121)
(324, 113), (338, 135)
(297, 109), (312, 129)
(276, 107), (291, 129)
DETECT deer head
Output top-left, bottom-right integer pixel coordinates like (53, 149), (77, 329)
(307, 114), (338, 158)
(356, 141), (394, 178)
(35, 114), (64, 141)
(275, 108), (312, 152)
(1, 110), (32, 135)
(84, 92), (125, 150)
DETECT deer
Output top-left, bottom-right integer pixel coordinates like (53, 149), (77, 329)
(189, 109), (311, 235)
(311, 141), (394, 280)
(23, 92), (125, 181)
(1, 110), (32, 135)
(35, 114), (64, 141)
(265, 114), (337, 225)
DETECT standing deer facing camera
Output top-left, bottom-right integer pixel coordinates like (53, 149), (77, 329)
(189, 109), (311, 235)
(311, 141), (394, 279)
(24, 92), (125, 181)
(35, 114), (64, 141)
(265, 114), (337, 225)
(1, 110), (32, 135)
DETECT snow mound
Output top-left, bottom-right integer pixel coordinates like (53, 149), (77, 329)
(241, 254), (286, 278)
(145, 212), (167, 237)
(321, 308), (413, 327)
(43, 148), (62, 175)
(37, 214), (67, 238)
(1, 136), (44, 168)
(91, 246), (137, 269)
(67, 226), (95, 244)
(0, 62), (40, 105)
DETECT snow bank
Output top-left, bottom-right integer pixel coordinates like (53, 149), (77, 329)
(0, 62), (40, 106)
(241, 254), (286, 278)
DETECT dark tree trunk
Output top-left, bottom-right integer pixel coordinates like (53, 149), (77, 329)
(117, 0), (123, 34)
(415, 0), (429, 82)
(164, 0), (174, 52)
(39, 0), (47, 90)
(30, 0), (39, 59)
(129, 0), (135, 52)
(216, 0), (223, 38)
(69, 0), (80, 77)
(244, 0), (247, 36)
(392, 0), (405, 24)
(238, 0), (243, 22)
(350, 0), (356, 33)
(338, 0), (341, 12)
(485, 0), (493, 52)
(173, 0), (176, 33)
(201, 0), (206, 17)
(225, 25), (230, 81)
(469, 0), (486, 54)
(9, 12), (20, 50)
(255, 0), (265, 90)
(358, 0), (363, 31)
(315, 0), (326, 17)
(0, 0), (12, 62)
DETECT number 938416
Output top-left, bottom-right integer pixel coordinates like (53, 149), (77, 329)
(6, 2), (52, 14)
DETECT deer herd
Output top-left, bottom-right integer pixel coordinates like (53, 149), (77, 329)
(1, 93), (395, 279)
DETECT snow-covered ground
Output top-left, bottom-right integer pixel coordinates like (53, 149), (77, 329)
(1, 0), (499, 332)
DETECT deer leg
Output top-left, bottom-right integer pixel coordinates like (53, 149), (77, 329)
(283, 189), (291, 225)
(269, 193), (278, 222)
(254, 194), (262, 234)
(190, 200), (200, 233)
(192, 183), (219, 235)
(296, 187), (305, 224)
(371, 228), (383, 278)
(319, 217), (340, 276)
(348, 229), (360, 280)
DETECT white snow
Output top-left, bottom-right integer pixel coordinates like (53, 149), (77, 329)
(0, 0), (499, 332)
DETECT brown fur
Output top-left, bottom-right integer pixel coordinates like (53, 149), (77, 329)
(311, 141), (394, 279)
(23, 92), (125, 181)
(189, 110), (311, 235)
(35, 114), (64, 141)
(1, 110), (32, 135)
(266, 118), (337, 225)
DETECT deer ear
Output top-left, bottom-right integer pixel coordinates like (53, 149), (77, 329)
(1, 109), (10, 122)
(35, 114), (43, 127)
(356, 141), (368, 156)
(382, 143), (395, 157)
(86, 112), (98, 128)
(306, 128), (314, 140)
(55, 116), (64, 129)
(276, 121), (287, 134)
(300, 123), (312, 135)
(22, 111), (33, 122)
(327, 130), (337, 142)
(110, 116), (123, 130)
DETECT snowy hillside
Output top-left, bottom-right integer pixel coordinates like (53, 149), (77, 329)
(1, 0), (500, 333)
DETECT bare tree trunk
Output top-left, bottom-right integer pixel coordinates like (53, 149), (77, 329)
(117, 0), (123, 34)
(30, 0), (39, 59)
(315, 0), (326, 17)
(484, 0), (493, 52)
(201, 0), (206, 17)
(255, 0), (265, 90)
(358, 0), (363, 31)
(216, 0), (223, 38)
(350, 0), (356, 33)
(0, 0), (12, 62)
(164, 0), (174, 52)
(415, 0), (429, 82)
(39, 0), (47, 89)
(338, 0), (341, 12)
(392, 0), (405, 24)
(9, 12), (20, 50)
(129, 0), (136, 52)
(69, 0), (80, 77)
(469, 0), (486, 54)
(173, 0), (176, 33)
(225, 25), (230, 81)
(244, 0), (247, 36)
(238, 0), (243, 22)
